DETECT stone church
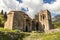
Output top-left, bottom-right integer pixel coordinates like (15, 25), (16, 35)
(4, 10), (53, 32)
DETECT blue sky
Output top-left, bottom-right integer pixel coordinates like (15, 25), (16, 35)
(0, 0), (60, 18)
(17, 0), (22, 3)
(43, 0), (60, 17)
(43, 0), (56, 4)
(16, 0), (56, 4)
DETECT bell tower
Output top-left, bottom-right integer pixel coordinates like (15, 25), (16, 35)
(38, 10), (53, 32)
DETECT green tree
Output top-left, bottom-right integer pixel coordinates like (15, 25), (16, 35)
(0, 12), (5, 27)
(4, 12), (7, 19)
(1, 10), (3, 14)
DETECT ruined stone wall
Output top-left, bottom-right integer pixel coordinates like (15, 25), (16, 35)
(4, 11), (14, 29)
(13, 11), (24, 30)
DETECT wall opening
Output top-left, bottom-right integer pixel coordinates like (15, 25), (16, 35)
(42, 14), (45, 20)
(32, 21), (35, 31)
(25, 19), (30, 32)
(25, 26), (28, 32)
(42, 24), (45, 31)
(35, 22), (39, 31)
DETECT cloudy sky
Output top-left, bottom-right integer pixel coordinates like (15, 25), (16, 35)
(0, 0), (60, 18)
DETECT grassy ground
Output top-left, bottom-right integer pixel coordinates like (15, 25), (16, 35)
(42, 32), (60, 40)
(0, 28), (60, 40)
(23, 31), (60, 40)
(23, 31), (44, 40)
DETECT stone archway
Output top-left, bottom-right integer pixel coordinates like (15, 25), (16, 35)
(35, 22), (39, 31)
(25, 26), (28, 32)
(24, 19), (30, 32)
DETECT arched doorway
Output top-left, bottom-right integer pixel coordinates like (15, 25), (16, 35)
(25, 19), (30, 32)
(35, 22), (39, 31)
(32, 21), (35, 31)
(25, 26), (28, 32)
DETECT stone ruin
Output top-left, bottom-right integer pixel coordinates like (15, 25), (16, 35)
(4, 10), (54, 32)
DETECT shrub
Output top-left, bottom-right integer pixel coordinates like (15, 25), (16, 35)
(0, 28), (29, 40)
(53, 22), (60, 28)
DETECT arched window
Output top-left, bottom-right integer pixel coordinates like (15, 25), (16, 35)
(40, 14), (46, 21)
(42, 14), (46, 20)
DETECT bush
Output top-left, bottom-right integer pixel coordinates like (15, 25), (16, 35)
(53, 22), (60, 28)
(0, 28), (29, 40)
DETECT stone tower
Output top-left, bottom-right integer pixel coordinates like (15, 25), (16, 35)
(38, 10), (53, 32)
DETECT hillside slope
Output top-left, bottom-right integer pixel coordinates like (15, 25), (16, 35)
(52, 15), (60, 28)
(52, 15), (60, 22)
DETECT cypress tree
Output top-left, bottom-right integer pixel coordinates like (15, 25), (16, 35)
(1, 10), (3, 14)
(4, 12), (7, 19)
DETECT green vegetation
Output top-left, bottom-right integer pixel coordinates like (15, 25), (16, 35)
(42, 32), (60, 40)
(0, 28), (29, 40)
(53, 22), (60, 28)
(0, 10), (7, 27)
(2, 27), (60, 40)
(0, 14), (5, 27)
(23, 32), (60, 40)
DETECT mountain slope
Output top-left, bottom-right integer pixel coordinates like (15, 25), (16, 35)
(52, 15), (60, 22)
(52, 15), (60, 28)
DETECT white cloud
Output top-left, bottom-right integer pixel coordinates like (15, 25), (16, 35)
(21, 0), (43, 18)
(3, 0), (19, 11)
(43, 0), (60, 14)
(0, 0), (43, 18)
(0, 0), (60, 18)
(0, 0), (6, 12)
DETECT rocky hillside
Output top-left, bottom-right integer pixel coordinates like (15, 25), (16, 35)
(52, 15), (60, 28)
(52, 15), (60, 22)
